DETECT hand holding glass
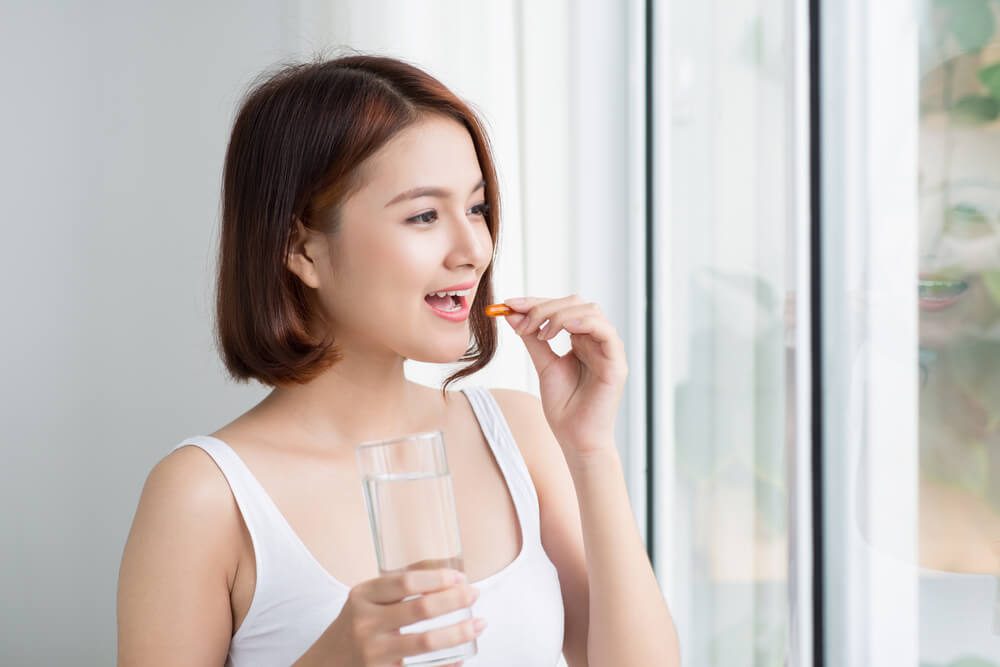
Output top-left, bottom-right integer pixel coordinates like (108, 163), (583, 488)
(356, 431), (479, 666)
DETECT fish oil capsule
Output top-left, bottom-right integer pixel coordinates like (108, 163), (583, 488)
(484, 303), (513, 317)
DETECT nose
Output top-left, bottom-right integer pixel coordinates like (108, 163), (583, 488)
(444, 206), (493, 270)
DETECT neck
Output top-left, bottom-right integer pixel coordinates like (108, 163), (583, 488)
(255, 351), (446, 451)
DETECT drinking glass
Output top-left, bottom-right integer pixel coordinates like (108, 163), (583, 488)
(356, 431), (476, 666)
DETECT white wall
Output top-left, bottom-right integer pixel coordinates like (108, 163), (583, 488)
(1, 3), (295, 663)
(0, 1), (637, 663)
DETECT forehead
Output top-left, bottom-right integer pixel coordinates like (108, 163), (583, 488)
(358, 115), (481, 194)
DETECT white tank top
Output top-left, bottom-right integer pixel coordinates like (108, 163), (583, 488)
(172, 386), (567, 666)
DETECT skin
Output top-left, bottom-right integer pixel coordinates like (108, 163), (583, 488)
(117, 114), (679, 666)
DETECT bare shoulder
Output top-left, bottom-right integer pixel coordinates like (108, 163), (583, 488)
(486, 387), (546, 431)
(485, 388), (562, 494)
(117, 445), (242, 664)
(486, 389), (551, 459)
(130, 443), (246, 583)
(140, 444), (243, 533)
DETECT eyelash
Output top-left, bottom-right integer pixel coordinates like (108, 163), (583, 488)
(406, 202), (490, 225)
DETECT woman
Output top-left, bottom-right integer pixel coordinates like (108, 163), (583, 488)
(117, 55), (679, 667)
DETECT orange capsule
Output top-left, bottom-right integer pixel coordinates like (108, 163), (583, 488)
(484, 303), (513, 317)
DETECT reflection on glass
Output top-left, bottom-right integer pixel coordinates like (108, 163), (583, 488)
(665, 1), (791, 664)
(919, 0), (1000, 663)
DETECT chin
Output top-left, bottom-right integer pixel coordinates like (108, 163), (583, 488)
(404, 342), (473, 365)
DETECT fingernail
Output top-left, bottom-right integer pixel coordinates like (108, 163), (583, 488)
(473, 618), (488, 631)
(451, 570), (466, 583)
(505, 297), (527, 307)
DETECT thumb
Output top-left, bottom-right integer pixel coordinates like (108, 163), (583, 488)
(505, 313), (558, 373)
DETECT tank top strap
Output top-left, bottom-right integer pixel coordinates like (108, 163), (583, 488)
(459, 386), (542, 542)
(170, 435), (299, 588)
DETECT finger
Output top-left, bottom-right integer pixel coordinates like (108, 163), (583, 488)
(509, 294), (585, 336)
(501, 296), (548, 313)
(500, 310), (558, 372)
(505, 295), (584, 336)
(504, 312), (526, 329)
(390, 616), (486, 660)
(362, 569), (465, 605)
(514, 319), (560, 373)
(562, 315), (626, 360)
(383, 583), (479, 631)
(536, 303), (600, 341)
(563, 313), (617, 343)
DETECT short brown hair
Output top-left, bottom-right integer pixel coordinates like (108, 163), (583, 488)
(216, 54), (501, 391)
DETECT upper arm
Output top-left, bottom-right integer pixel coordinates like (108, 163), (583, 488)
(117, 446), (241, 666)
(489, 389), (590, 667)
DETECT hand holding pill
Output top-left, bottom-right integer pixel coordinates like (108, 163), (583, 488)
(489, 296), (627, 464)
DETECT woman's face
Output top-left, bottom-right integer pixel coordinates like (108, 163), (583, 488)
(313, 115), (494, 363)
(919, 122), (1000, 348)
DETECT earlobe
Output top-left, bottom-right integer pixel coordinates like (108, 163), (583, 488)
(285, 216), (323, 289)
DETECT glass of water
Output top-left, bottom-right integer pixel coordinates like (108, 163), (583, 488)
(355, 431), (476, 666)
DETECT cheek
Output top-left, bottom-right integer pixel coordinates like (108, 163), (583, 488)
(970, 282), (1000, 318)
(479, 225), (495, 260)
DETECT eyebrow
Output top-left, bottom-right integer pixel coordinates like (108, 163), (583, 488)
(384, 178), (486, 208)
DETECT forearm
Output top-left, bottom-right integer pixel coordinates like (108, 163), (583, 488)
(567, 446), (680, 667)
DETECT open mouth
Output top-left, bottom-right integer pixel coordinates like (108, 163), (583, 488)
(423, 287), (473, 318)
(918, 276), (969, 311)
(424, 293), (466, 312)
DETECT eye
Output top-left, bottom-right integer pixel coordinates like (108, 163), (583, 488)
(406, 209), (438, 225)
(469, 202), (490, 218)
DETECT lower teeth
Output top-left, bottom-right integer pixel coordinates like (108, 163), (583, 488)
(428, 297), (461, 312)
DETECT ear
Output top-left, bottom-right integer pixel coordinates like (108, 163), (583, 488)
(285, 216), (324, 289)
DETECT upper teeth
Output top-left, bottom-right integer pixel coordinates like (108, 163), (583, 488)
(428, 289), (471, 298)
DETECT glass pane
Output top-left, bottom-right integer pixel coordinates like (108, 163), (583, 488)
(660, 0), (794, 663)
(918, 0), (1000, 663)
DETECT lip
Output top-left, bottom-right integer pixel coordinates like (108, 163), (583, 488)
(918, 275), (970, 312)
(429, 280), (477, 293)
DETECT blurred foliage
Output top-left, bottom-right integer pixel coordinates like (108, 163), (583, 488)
(980, 62), (1000, 98)
(984, 270), (1000, 304)
(950, 94), (1000, 123)
(939, 0), (996, 52)
(921, 657), (999, 667)
(929, 1), (1000, 124)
